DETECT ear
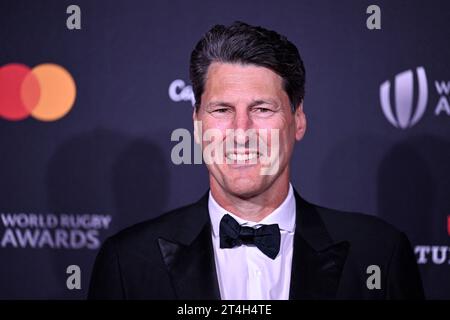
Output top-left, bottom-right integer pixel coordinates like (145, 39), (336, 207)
(294, 103), (307, 141)
(193, 107), (201, 145)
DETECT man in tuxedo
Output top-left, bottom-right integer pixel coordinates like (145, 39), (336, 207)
(88, 22), (424, 300)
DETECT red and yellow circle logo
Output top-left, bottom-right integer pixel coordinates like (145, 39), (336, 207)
(0, 63), (76, 121)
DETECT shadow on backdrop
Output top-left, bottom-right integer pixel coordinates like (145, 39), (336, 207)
(377, 135), (450, 300)
(45, 128), (169, 298)
(318, 133), (450, 299)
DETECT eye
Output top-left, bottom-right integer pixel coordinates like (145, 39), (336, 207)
(214, 108), (229, 113)
(255, 107), (273, 113)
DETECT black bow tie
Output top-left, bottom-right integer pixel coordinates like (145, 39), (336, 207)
(219, 214), (281, 259)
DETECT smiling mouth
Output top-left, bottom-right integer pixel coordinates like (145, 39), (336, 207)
(225, 151), (261, 163)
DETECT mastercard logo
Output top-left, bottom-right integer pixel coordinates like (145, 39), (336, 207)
(0, 63), (76, 122)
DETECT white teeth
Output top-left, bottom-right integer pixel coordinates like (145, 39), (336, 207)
(226, 153), (259, 161)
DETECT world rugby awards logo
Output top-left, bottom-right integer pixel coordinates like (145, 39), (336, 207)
(380, 67), (428, 129)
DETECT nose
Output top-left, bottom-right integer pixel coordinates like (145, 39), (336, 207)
(232, 108), (253, 146)
(233, 108), (252, 130)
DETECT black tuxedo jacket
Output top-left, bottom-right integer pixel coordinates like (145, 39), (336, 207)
(88, 190), (424, 299)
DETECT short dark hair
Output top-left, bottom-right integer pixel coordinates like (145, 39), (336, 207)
(189, 21), (306, 111)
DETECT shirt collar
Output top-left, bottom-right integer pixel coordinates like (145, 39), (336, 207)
(208, 183), (296, 237)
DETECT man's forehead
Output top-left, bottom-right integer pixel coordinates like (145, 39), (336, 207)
(203, 62), (285, 99)
(205, 62), (283, 84)
(198, 62), (292, 110)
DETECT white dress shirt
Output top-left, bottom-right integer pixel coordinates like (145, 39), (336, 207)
(208, 183), (296, 300)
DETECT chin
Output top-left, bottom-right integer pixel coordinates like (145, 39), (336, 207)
(222, 177), (267, 199)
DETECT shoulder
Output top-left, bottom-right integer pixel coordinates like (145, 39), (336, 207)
(103, 196), (208, 254)
(310, 202), (409, 257)
(88, 200), (207, 299)
(316, 204), (401, 241)
(308, 201), (424, 299)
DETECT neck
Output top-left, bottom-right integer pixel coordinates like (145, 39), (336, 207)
(210, 169), (290, 222)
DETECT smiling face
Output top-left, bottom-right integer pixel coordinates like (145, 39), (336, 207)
(194, 62), (306, 200)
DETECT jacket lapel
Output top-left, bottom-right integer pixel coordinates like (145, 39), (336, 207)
(290, 191), (350, 299)
(157, 192), (221, 300)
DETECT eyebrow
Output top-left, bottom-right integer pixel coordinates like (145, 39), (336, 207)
(205, 101), (233, 109)
(205, 99), (278, 109)
(248, 99), (278, 108)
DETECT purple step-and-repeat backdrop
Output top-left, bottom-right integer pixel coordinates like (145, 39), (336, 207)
(0, 0), (449, 299)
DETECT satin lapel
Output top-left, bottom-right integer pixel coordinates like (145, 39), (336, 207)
(157, 193), (221, 300)
(289, 190), (350, 300)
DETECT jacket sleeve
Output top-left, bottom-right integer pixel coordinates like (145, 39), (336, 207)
(88, 237), (126, 299)
(386, 232), (425, 299)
